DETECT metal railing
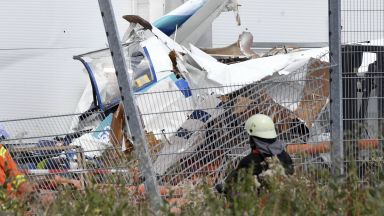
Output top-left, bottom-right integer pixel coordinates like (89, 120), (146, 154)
(135, 54), (332, 185)
(0, 112), (137, 193)
(0, 52), (333, 193)
(340, 0), (384, 183)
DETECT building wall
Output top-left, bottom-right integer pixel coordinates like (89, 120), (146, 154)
(150, 0), (165, 22)
(212, 0), (383, 47)
(341, 0), (384, 43)
(0, 0), (134, 119)
(212, 0), (329, 47)
(4, 0), (380, 119)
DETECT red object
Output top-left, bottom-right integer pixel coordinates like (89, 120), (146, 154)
(286, 139), (379, 155)
(252, 148), (261, 155)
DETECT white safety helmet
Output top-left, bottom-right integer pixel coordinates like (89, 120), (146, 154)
(244, 114), (277, 139)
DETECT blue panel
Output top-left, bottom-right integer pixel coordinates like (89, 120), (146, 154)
(0, 123), (10, 140)
(82, 60), (104, 111)
(132, 46), (158, 93)
(142, 46), (157, 83)
(153, 0), (205, 36)
(153, 15), (192, 36)
(189, 110), (211, 123)
(175, 79), (192, 98)
(175, 127), (193, 139)
(92, 113), (113, 142)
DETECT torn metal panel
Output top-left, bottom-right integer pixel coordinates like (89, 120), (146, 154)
(150, 45), (332, 181)
(293, 59), (330, 128)
(200, 31), (259, 59)
(72, 14), (335, 184)
(152, 56), (331, 180)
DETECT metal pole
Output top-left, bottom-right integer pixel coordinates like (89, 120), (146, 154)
(97, 0), (162, 213)
(329, 0), (344, 177)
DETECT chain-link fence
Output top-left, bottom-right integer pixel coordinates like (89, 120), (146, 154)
(0, 51), (332, 192)
(1, 0), (384, 208)
(136, 54), (332, 185)
(0, 111), (139, 195)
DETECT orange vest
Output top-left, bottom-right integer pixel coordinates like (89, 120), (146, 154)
(0, 144), (26, 192)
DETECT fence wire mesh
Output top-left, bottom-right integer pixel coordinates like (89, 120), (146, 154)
(2, 0), (384, 201)
(136, 53), (332, 186)
(341, 0), (384, 183)
(0, 52), (332, 197)
(0, 112), (140, 196)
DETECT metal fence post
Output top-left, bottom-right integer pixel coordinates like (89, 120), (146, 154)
(329, 0), (344, 178)
(97, 0), (162, 212)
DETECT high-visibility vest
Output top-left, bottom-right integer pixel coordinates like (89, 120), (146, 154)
(0, 144), (26, 192)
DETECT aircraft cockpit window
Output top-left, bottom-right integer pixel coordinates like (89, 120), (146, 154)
(127, 45), (155, 91)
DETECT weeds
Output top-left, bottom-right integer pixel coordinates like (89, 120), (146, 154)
(2, 161), (384, 215)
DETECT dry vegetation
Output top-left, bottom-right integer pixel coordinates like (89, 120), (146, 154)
(2, 159), (384, 216)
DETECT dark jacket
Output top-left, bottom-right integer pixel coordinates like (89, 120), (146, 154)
(218, 137), (294, 194)
(225, 149), (294, 186)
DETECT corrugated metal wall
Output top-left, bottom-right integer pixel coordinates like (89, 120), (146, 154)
(341, 0), (384, 43)
(212, 0), (328, 47)
(3, 0), (380, 119)
(0, 0), (134, 119)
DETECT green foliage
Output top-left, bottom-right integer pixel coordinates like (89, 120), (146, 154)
(45, 184), (149, 216)
(3, 167), (384, 215)
(0, 190), (22, 215)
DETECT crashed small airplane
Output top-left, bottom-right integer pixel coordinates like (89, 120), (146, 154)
(71, 0), (340, 183)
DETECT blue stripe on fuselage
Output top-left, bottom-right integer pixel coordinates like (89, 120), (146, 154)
(153, 15), (192, 36)
(153, 0), (205, 36)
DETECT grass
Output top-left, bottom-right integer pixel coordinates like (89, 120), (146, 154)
(2, 158), (384, 215)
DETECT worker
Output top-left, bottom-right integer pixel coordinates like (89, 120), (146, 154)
(0, 127), (31, 196)
(0, 144), (32, 197)
(0, 144), (81, 203)
(216, 114), (294, 195)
